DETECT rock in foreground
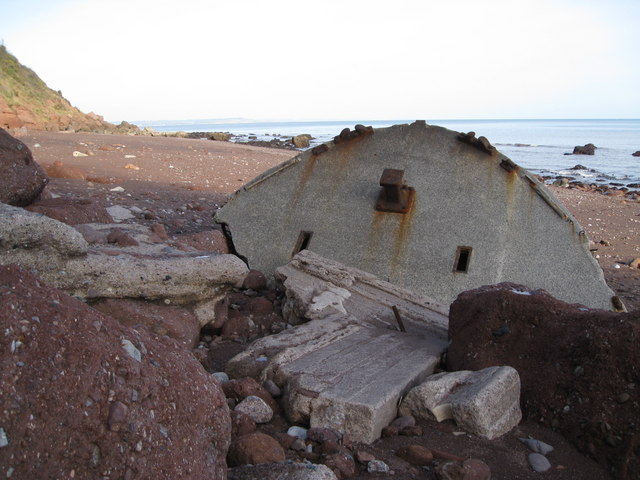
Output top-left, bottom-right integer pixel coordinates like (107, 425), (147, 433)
(0, 265), (231, 479)
(0, 127), (48, 206)
(447, 283), (640, 480)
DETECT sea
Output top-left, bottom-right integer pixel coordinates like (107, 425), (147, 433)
(137, 118), (640, 187)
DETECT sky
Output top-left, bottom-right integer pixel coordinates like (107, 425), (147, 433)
(1, 0), (639, 122)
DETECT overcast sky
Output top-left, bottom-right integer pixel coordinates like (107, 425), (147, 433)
(1, 0), (638, 122)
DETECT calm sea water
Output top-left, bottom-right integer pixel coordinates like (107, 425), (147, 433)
(141, 119), (640, 186)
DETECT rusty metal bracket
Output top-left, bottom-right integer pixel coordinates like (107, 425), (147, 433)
(457, 131), (497, 155)
(375, 168), (415, 214)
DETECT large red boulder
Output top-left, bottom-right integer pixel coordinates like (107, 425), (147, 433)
(0, 264), (231, 479)
(447, 283), (640, 480)
(0, 127), (48, 206)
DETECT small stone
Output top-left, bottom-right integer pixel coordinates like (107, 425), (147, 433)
(390, 415), (415, 430)
(368, 459), (390, 473)
(0, 427), (8, 447)
(290, 438), (306, 451)
(397, 444), (433, 466)
(519, 437), (554, 455)
(356, 450), (375, 464)
(107, 401), (128, 431)
(528, 453), (551, 472)
(121, 339), (141, 362)
(287, 426), (308, 440)
(629, 258), (640, 269)
(73, 151), (88, 157)
(234, 395), (273, 423)
(381, 425), (399, 437)
(109, 186), (125, 192)
(212, 372), (229, 383)
(262, 379), (281, 398)
(308, 427), (341, 444)
(618, 392), (630, 403)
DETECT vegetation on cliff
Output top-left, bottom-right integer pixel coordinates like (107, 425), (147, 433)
(0, 44), (137, 133)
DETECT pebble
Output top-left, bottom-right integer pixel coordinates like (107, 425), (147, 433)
(287, 426), (308, 440)
(263, 379), (281, 398)
(368, 460), (390, 473)
(290, 438), (306, 451)
(109, 186), (125, 192)
(212, 372), (229, 383)
(519, 437), (554, 455)
(390, 415), (415, 430)
(121, 339), (141, 362)
(0, 427), (8, 447)
(235, 395), (273, 423)
(528, 453), (551, 472)
(618, 393), (630, 403)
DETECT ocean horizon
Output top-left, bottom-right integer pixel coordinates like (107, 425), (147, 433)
(134, 118), (640, 186)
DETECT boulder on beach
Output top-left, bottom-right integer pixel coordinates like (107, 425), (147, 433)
(292, 134), (312, 148)
(210, 132), (232, 141)
(447, 282), (640, 480)
(0, 264), (232, 479)
(632, 151), (640, 157)
(0, 127), (49, 206)
(573, 143), (597, 155)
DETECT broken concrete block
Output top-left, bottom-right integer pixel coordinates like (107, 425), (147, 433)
(227, 251), (448, 443)
(0, 204), (248, 305)
(399, 366), (521, 440)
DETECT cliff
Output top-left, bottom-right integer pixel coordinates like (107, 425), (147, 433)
(0, 44), (137, 133)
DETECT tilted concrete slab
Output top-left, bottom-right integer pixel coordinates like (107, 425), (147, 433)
(275, 250), (448, 334)
(226, 251), (448, 443)
(216, 121), (620, 311)
(281, 322), (444, 443)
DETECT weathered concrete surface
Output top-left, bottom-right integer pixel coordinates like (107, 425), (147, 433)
(276, 250), (448, 334)
(226, 251), (448, 443)
(0, 203), (248, 308)
(228, 462), (338, 480)
(216, 121), (618, 311)
(399, 366), (522, 440)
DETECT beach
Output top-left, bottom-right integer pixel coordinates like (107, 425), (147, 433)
(16, 130), (640, 312)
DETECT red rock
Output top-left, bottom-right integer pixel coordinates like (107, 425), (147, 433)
(0, 264), (231, 479)
(222, 377), (279, 413)
(107, 227), (139, 246)
(0, 127), (49, 206)
(447, 282), (640, 479)
(323, 452), (356, 479)
(227, 432), (285, 466)
(356, 450), (376, 464)
(381, 425), (399, 437)
(151, 223), (169, 240)
(91, 298), (201, 348)
(43, 160), (85, 180)
(26, 197), (114, 224)
(230, 410), (256, 439)
(243, 269), (267, 290)
(398, 445), (433, 466)
(308, 427), (341, 444)
(435, 458), (491, 480)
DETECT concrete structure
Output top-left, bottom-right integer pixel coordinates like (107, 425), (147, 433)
(399, 366), (522, 440)
(216, 121), (619, 311)
(226, 251), (448, 443)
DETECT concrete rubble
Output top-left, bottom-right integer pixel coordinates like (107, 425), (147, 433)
(399, 366), (522, 440)
(0, 202), (247, 325)
(228, 250), (524, 443)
